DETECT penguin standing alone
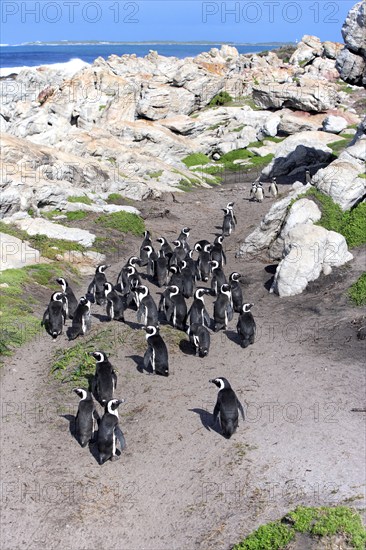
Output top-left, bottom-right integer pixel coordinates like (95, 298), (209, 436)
(97, 399), (126, 464)
(237, 303), (256, 348)
(210, 377), (245, 438)
(255, 183), (264, 203)
(269, 177), (278, 198)
(73, 388), (98, 447)
(143, 326), (169, 376)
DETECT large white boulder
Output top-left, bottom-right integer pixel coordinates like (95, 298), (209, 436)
(0, 232), (45, 271)
(312, 159), (365, 210)
(322, 115), (348, 134)
(271, 224), (353, 297)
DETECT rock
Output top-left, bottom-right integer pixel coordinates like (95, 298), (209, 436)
(305, 57), (340, 81)
(270, 224), (353, 297)
(278, 110), (325, 135)
(289, 35), (323, 66)
(336, 47), (366, 86)
(261, 131), (338, 178)
(261, 115), (281, 138)
(54, 250), (106, 275)
(312, 159), (365, 211)
(212, 153), (220, 160)
(341, 1), (366, 56)
(252, 79), (339, 112)
(137, 85), (196, 120)
(322, 41), (344, 59)
(0, 232), (48, 271)
(159, 115), (205, 135)
(3, 217), (96, 247)
(322, 115), (348, 134)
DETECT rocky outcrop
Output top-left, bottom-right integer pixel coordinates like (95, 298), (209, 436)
(322, 115), (348, 133)
(270, 224), (353, 296)
(336, 1), (366, 86)
(261, 131), (342, 178)
(0, 232), (44, 271)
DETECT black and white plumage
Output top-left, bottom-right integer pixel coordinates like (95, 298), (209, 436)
(188, 288), (211, 328)
(56, 277), (78, 319)
(180, 259), (195, 299)
(143, 326), (169, 376)
(73, 388), (98, 447)
(196, 243), (212, 282)
(67, 296), (91, 340)
(213, 283), (233, 332)
(170, 240), (187, 266)
(167, 265), (184, 293)
(210, 260), (227, 296)
(268, 177), (278, 198)
(226, 202), (237, 226)
(91, 351), (118, 406)
(249, 182), (257, 201)
(166, 285), (187, 331)
(155, 250), (169, 288)
(210, 235), (226, 267)
(210, 377), (245, 438)
(156, 237), (173, 264)
(255, 183), (264, 203)
(140, 230), (153, 267)
(187, 323), (210, 357)
(41, 291), (66, 339)
(229, 272), (243, 313)
(116, 256), (140, 293)
(237, 303), (256, 348)
(177, 227), (191, 253)
(143, 245), (158, 279)
(104, 282), (126, 321)
(87, 264), (111, 305)
(97, 399), (126, 465)
(134, 285), (159, 327)
(305, 169), (312, 186)
(222, 208), (235, 237)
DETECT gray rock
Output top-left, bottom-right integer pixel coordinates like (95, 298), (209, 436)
(270, 224), (353, 297)
(312, 159), (365, 211)
(322, 115), (348, 134)
(341, 1), (366, 56)
(253, 80), (339, 112)
(0, 232), (44, 271)
(336, 47), (366, 86)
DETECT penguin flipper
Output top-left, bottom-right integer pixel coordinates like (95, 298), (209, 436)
(226, 302), (234, 322)
(222, 250), (227, 265)
(203, 309), (211, 329)
(112, 370), (117, 390)
(237, 398), (245, 421)
(143, 348), (152, 371)
(41, 307), (50, 326)
(115, 426), (126, 450)
(136, 304), (143, 324)
(87, 278), (95, 295)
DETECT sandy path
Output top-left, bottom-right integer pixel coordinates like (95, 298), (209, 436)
(1, 179), (365, 550)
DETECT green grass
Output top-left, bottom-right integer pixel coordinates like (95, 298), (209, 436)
(107, 193), (123, 202)
(148, 170), (163, 179)
(234, 506), (366, 550)
(67, 195), (93, 205)
(209, 91), (233, 107)
(292, 188), (366, 249)
(328, 137), (354, 157)
(358, 173), (366, 179)
(95, 211), (145, 236)
(182, 153), (211, 168)
(0, 263), (69, 358)
(99, 104), (106, 111)
(65, 210), (88, 221)
(348, 273), (366, 306)
(0, 222), (87, 260)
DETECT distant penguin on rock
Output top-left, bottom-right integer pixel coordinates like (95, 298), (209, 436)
(210, 377), (245, 438)
(56, 277), (78, 319)
(41, 291), (66, 340)
(143, 325), (169, 376)
(67, 296), (91, 340)
(237, 303), (256, 348)
(97, 399), (126, 465)
(73, 388), (98, 448)
(305, 169), (312, 186)
(88, 264), (111, 305)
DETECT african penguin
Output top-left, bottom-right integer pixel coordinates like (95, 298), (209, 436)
(222, 208), (234, 237)
(226, 202), (237, 226)
(116, 256), (140, 293)
(187, 323), (210, 357)
(170, 240), (187, 266)
(210, 377), (245, 438)
(167, 264), (184, 293)
(210, 260), (227, 296)
(67, 296), (91, 340)
(97, 398), (126, 465)
(73, 388), (98, 447)
(180, 259), (195, 299)
(104, 283), (126, 322)
(91, 351), (118, 406)
(143, 325), (169, 376)
(134, 285), (159, 327)
(41, 291), (66, 340)
(196, 243), (212, 282)
(188, 288), (211, 328)
(156, 237), (173, 264)
(213, 283), (233, 332)
(269, 177), (278, 198)
(211, 235), (226, 266)
(166, 285), (187, 331)
(139, 230), (153, 267)
(143, 245), (158, 279)
(155, 249), (168, 288)
(177, 227), (191, 253)
(56, 277), (78, 319)
(229, 272), (243, 313)
(87, 264), (111, 305)
(249, 182), (257, 201)
(237, 303), (256, 348)
(255, 183), (264, 203)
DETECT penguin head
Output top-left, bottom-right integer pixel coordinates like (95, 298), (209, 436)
(51, 291), (64, 302)
(242, 303), (254, 313)
(91, 351), (107, 363)
(272, 176), (277, 183)
(167, 285), (179, 297)
(182, 227), (190, 236)
(222, 208), (229, 214)
(128, 256), (140, 267)
(203, 243), (212, 253)
(135, 285), (148, 298)
(220, 284), (231, 297)
(169, 265), (179, 274)
(97, 264), (110, 273)
(104, 282), (113, 296)
(79, 296), (90, 308)
(180, 260), (187, 269)
(214, 235), (224, 245)
(210, 377), (231, 390)
(143, 245), (152, 255)
(73, 388), (88, 400)
(172, 240), (181, 249)
(56, 277), (67, 292)
(226, 201), (234, 209)
(106, 398), (125, 416)
(126, 265), (136, 277)
(194, 242), (202, 252)
(145, 325), (158, 338)
(209, 260), (219, 271)
(156, 237), (165, 245)
(229, 272), (241, 282)
(194, 288), (206, 301)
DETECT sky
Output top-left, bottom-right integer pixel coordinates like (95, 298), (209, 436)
(1, 0), (356, 45)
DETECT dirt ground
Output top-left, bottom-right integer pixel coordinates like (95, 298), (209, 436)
(1, 176), (365, 550)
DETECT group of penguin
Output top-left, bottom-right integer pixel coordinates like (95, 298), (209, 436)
(250, 177), (278, 203)
(41, 200), (256, 463)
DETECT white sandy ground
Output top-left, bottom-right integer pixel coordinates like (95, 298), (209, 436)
(0, 179), (365, 549)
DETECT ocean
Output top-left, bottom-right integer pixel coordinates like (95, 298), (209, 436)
(0, 43), (281, 76)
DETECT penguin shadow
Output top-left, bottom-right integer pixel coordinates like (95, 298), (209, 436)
(126, 354), (149, 374)
(92, 312), (110, 323)
(189, 408), (222, 435)
(85, 291), (95, 303)
(123, 319), (143, 330)
(264, 264), (278, 291)
(224, 329), (242, 346)
(61, 414), (76, 438)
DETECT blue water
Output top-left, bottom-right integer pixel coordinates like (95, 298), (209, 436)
(0, 43), (279, 69)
